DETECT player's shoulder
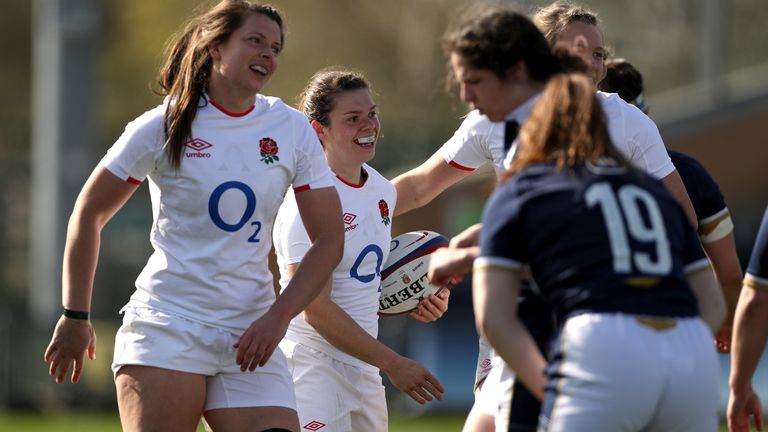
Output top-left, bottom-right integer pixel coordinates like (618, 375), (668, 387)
(125, 102), (167, 131)
(456, 109), (495, 134)
(668, 150), (709, 178)
(363, 164), (396, 192)
(596, 90), (650, 123)
(258, 94), (304, 120)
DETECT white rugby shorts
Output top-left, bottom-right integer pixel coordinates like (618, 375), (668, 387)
(279, 338), (387, 432)
(112, 306), (296, 411)
(539, 313), (719, 432)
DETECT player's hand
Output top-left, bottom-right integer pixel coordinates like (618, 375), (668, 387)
(714, 323), (732, 353)
(428, 245), (477, 287)
(44, 315), (96, 384)
(410, 288), (451, 323)
(234, 310), (290, 372)
(728, 387), (764, 432)
(384, 356), (444, 404)
(450, 224), (481, 248)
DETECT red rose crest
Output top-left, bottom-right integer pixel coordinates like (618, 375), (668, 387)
(378, 199), (390, 226)
(401, 274), (411, 285)
(259, 137), (279, 164)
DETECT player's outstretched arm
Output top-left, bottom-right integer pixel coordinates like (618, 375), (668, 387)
(44, 166), (139, 384)
(728, 285), (768, 432)
(392, 152), (471, 216)
(473, 265), (547, 401)
(702, 230), (743, 352)
(288, 264), (445, 404)
(428, 244), (479, 287)
(235, 186), (343, 372)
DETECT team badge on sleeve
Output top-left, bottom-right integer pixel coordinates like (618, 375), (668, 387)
(379, 199), (390, 226)
(259, 137), (279, 164)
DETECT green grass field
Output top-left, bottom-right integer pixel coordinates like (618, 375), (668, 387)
(0, 410), (466, 432)
(0, 410), (735, 431)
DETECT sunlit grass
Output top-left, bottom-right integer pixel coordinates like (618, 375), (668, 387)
(0, 410), (733, 431)
(0, 410), (465, 432)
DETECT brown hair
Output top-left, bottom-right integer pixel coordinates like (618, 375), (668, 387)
(157, 0), (284, 169)
(533, 1), (601, 47)
(599, 58), (647, 112)
(442, 3), (559, 86)
(504, 73), (630, 180)
(297, 68), (371, 127)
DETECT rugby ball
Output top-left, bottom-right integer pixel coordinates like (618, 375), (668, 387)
(379, 230), (449, 315)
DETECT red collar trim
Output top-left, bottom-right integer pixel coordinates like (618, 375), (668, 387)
(209, 99), (255, 117)
(336, 168), (368, 188)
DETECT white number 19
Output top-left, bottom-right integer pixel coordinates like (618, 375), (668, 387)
(585, 182), (671, 275)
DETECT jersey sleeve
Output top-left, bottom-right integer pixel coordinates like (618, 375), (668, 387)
(291, 113), (334, 191)
(100, 105), (166, 183)
(623, 102), (675, 179)
(475, 184), (527, 272)
(745, 207), (768, 290)
(273, 191), (311, 266)
(669, 152), (731, 242)
(439, 111), (493, 172)
(680, 210), (710, 275)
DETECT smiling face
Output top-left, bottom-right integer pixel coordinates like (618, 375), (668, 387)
(556, 21), (607, 85)
(316, 88), (380, 177)
(209, 12), (282, 102)
(450, 52), (522, 122)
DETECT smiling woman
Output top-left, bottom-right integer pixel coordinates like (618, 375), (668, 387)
(272, 68), (449, 431)
(41, 1), (344, 431)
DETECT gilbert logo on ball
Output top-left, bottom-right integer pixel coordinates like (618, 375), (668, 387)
(379, 230), (449, 315)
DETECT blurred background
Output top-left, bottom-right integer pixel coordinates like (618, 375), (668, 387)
(2, 0), (768, 428)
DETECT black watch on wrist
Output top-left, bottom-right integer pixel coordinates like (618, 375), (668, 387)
(63, 308), (90, 320)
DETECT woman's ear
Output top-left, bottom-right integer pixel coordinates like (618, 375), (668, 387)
(504, 59), (526, 82)
(310, 119), (326, 143)
(208, 43), (220, 62)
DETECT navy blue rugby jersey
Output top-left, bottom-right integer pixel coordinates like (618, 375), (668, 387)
(745, 207), (768, 290)
(477, 161), (709, 322)
(669, 150), (728, 227)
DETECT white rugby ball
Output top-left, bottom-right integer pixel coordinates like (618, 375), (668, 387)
(379, 230), (449, 315)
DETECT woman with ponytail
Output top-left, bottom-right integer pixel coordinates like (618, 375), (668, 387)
(43, 2), (343, 431)
(475, 73), (724, 431)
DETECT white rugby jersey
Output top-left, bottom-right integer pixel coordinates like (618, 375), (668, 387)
(442, 91), (675, 180)
(101, 94), (334, 334)
(440, 96), (540, 176)
(274, 164), (396, 371)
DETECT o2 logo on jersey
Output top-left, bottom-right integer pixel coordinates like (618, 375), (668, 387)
(349, 244), (384, 287)
(586, 182), (671, 274)
(208, 181), (262, 243)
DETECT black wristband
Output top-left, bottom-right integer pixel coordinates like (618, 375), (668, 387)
(63, 308), (90, 320)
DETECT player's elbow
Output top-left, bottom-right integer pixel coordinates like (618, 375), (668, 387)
(302, 300), (331, 329)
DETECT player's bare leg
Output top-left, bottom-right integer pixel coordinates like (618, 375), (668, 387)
(116, 365), (206, 432)
(204, 406), (299, 432)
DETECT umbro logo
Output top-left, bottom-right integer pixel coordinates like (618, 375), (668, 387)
(343, 213), (358, 233)
(303, 421), (326, 431)
(185, 138), (213, 158)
